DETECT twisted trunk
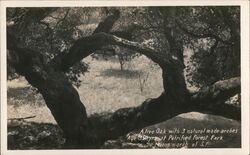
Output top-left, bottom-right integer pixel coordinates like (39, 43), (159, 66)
(7, 31), (240, 148)
(7, 8), (240, 148)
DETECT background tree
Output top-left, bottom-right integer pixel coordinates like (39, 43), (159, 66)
(7, 6), (240, 148)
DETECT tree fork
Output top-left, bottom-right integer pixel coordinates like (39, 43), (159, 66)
(7, 34), (90, 147)
(6, 8), (241, 148)
(7, 30), (241, 148)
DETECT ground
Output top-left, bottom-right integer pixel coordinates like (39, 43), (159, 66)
(7, 55), (241, 149)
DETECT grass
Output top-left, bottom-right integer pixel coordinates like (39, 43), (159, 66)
(7, 55), (241, 149)
(77, 55), (163, 115)
(8, 55), (163, 121)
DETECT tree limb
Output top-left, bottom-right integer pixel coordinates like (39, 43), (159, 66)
(7, 29), (241, 148)
(7, 8), (241, 148)
(191, 77), (240, 102)
(88, 93), (189, 144)
(88, 76), (241, 143)
(189, 77), (241, 121)
(49, 32), (183, 72)
(8, 115), (36, 121)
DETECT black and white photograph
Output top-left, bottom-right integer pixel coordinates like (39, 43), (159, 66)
(0, 1), (249, 155)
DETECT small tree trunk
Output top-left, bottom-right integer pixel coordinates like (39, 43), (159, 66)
(118, 55), (125, 70)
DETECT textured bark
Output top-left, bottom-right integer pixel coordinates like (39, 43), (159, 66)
(8, 31), (241, 147)
(50, 9), (121, 72)
(191, 77), (240, 102)
(7, 42), (90, 148)
(87, 77), (241, 145)
(160, 7), (189, 105)
(50, 32), (183, 71)
(88, 93), (189, 145)
(7, 8), (241, 148)
(190, 77), (241, 120)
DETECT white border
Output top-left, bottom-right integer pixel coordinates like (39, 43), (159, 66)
(0, 1), (249, 155)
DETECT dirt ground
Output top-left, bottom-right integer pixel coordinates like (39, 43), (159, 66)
(7, 56), (241, 149)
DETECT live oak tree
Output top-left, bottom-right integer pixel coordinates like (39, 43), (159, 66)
(7, 7), (240, 148)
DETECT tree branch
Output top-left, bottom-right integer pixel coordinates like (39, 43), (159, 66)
(7, 27), (241, 148)
(110, 23), (138, 40)
(8, 8), (241, 148)
(8, 115), (36, 121)
(88, 93), (189, 144)
(49, 32), (183, 72)
(87, 76), (241, 144)
(191, 77), (240, 103)
(189, 77), (241, 121)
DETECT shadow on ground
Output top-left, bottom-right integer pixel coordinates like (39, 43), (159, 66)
(7, 87), (44, 107)
(100, 68), (143, 79)
(104, 112), (241, 148)
(7, 112), (241, 149)
(8, 120), (64, 150)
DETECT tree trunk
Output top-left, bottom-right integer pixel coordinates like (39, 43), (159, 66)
(7, 44), (91, 148)
(7, 8), (241, 148)
(7, 29), (240, 148)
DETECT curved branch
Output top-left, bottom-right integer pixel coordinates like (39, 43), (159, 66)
(7, 31), (241, 148)
(88, 76), (241, 143)
(7, 8), (241, 149)
(49, 32), (183, 72)
(189, 77), (241, 121)
(88, 93), (189, 144)
(191, 77), (240, 102)
(110, 23), (138, 40)
(48, 31), (188, 107)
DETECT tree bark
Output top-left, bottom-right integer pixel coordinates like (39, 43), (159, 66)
(7, 8), (241, 148)
(7, 43), (91, 148)
(87, 77), (241, 145)
(190, 77), (241, 121)
(8, 31), (241, 147)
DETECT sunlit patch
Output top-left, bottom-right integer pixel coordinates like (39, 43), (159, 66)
(171, 55), (178, 60)
(79, 55), (164, 115)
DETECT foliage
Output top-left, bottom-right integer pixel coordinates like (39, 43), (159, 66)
(177, 7), (240, 88)
(6, 6), (241, 149)
(7, 7), (240, 88)
(8, 120), (64, 149)
(7, 8), (101, 86)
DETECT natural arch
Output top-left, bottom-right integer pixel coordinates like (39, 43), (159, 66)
(7, 8), (241, 148)
(78, 55), (163, 116)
